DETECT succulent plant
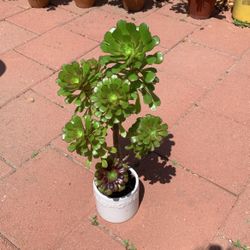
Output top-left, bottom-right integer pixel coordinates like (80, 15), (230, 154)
(91, 75), (137, 126)
(57, 59), (101, 113)
(100, 20), (163, 110)
(94, 157), (129, 196)
(62, 115), (109, 164)
(126, 115), (168, 159)
(57, 20), (168, 196)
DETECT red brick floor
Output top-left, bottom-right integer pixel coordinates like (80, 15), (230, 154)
(0, 0), (249, 249)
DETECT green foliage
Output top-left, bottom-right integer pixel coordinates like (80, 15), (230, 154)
(57, 20), (168, 196)
(62, 115), (108, 163)
(126, 115), (168, 159)
(233, 240), (250, 250)
(57, 59), (101, 113)
(94, 157), (129, 196)
(100, 20), (163, 110)
(91, 75), (136, 125)
(31, 151), (39, 159)
(89, 215), (99, 226)
(122, 239), (137, 250)
(233, 19), (250, 28)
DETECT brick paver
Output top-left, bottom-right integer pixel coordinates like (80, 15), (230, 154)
(0, 160), (13, 179)
(98, 153), (236, 250)
(0, 50), (52, 107)
(216, 183), (250, 246)
(200, 71), (250, 126)
(142, 13), (197, 49)
(0, 21), (36, 54)
(170, 108), (249, 195)
(7, 7), (77, 34)
(190, 19), (250, 56)
(158, 40), (235, 88)
(0, 2), (24, 20)
(0, 1), (249, 249)
(0, 91), (70, 166)
(16, 27), (98, 70)
(32, 72), (75, 113)
(0, 149), (95, 249)
(56, 220), (124, 250)
(63, 9), (123, 42)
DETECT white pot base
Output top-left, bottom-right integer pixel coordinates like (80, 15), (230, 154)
(93, 168), (140, 223)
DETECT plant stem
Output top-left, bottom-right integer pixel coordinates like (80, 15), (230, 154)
(113, 124), (121, 161)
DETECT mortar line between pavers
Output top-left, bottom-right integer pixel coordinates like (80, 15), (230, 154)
(30, 87), (71, 113)
(0, 168), (16, 182)
(75, 43), (101, 59)
(189, 38), (241, 59)
(13, 48), (56, 71)
(14, 34), (100, 71)
(4, 18), (38, 35)
(0, 5), (28, 21)
(197, 105), (249, 128)
(64, 25), (103, 44)
(17, 133), (63, 167)
(0, 231), (20, 250)
(214, 180), (250, 240)
(154, 153), (239, 198)
(211, 196), (240, 242)
(92, 220), (129, 248)
(0, 70), (55, 110)
(166, 51), (240, 130)
(50, 140), (97, 175)
(5, 10), (77, 36)
(51, 205), (97, 249)
(157, 11), (205, 27)
(7, 4), (98, 38)
(51, 145), (93, 172)
(0, 153), (17, 170)
(4, 6), (93, 43)
(162, 25), (203, 56)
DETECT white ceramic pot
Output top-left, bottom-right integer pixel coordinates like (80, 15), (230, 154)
(93, 168), (139, 223)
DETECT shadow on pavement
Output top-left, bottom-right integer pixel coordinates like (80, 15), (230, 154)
(120, 133), (176, 185)
(0, 60), (6, 77)
(46, 0), (75, 10)
(47, 0), (170, 11)
(194, 243), (234, 250)
(137, 152), (176, 184)
(169, 0), (230, 20)
(108, 0), (170, 13)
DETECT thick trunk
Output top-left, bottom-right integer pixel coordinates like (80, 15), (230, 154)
(112, 124), (121, 161)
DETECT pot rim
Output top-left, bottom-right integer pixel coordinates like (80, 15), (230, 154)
(93, 167), (139, 201)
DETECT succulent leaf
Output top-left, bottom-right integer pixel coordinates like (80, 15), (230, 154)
(62, 115), (108, 163)
(94, 158), (129, 196)
(91, 75), (136, 125)
(100, 20), (163, 110)
(57, 59), (101, 112)
(126, 115), (168, 159)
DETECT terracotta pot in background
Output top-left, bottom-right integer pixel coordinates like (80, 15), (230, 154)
(28, 0), (49, 8)
(74, 0), (95, 8)
(123, 0), (145, 12)
(188, 0), (216, 19)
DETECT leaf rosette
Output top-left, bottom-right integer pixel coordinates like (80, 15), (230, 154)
(126, 114), (168, 159)
(100, 20), (162, 67)
(62, 115), (108, 163)
(91, 75), (136, 125)
(57, 59), (101, 112)
(100, 20), (164, 110)
(94, 158), (129, 196)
